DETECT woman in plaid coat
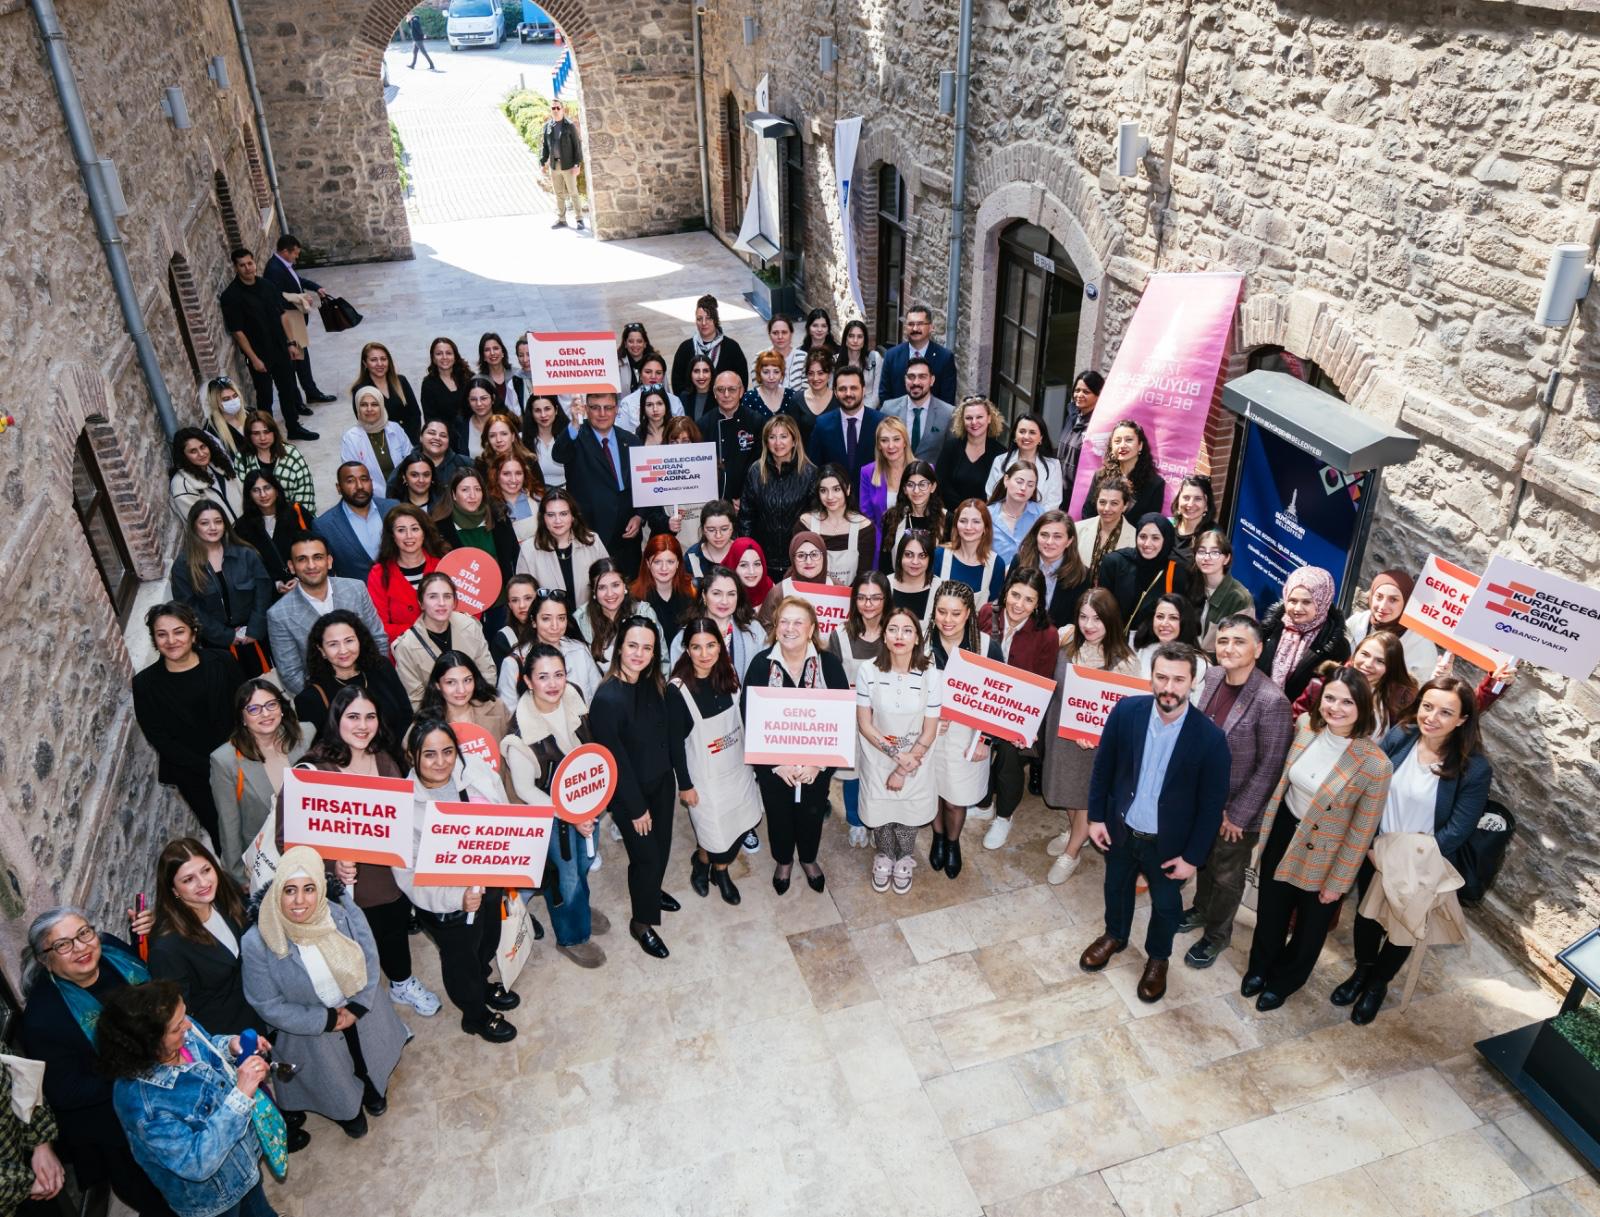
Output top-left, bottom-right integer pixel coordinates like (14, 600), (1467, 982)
(1242, 666), (1392, 1011)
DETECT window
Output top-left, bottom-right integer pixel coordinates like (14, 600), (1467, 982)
(720, 94), (742, 234)
(875, 165), (907, 350)
(168, 260), (203, 384)
(73, 431), (138, 622)
(783, 134), (806, 292)
(1247, 345), (1344, 400)
(214, 170), (243, 250)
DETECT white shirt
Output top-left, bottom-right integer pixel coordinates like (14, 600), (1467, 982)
(272, 253), (303, 290)
(1284, 729), (1353, 821)
(618, 386), (684, 434)
(985, 450), (1065, 512)
(204, 908), (239, 957)
(298, 582), (337, 618)
(1380, 746), (1440, 835)
(296, 942), (346, 1007)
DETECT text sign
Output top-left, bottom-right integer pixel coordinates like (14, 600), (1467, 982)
(939, 648), (1057, 746)
(282, 769), (415, 867)
(1399, 555), (1507, 672)
(629, 442), (718, 507)
(1055, 665), (1151, 744)
(450, 722), (503, 772)
(790, 580), (852, 637)
(744, 687), (858, 768)
(1458, 554), (1600, 681)
(527, 330), (619, 395)
(413, 801), (554, 888)
(438, 547), (503, 617)
(552, 743), (617, 824)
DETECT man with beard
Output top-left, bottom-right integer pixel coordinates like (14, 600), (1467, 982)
(315, 462), (398, 581)
(1075, 642), (1229, 1004)
(266, 534), (390, 695)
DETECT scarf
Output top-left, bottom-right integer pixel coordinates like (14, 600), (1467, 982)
(1271, 565), (1336, 688)
(53, 939), (149, 1045)
(451, 503), (497, 560)
(768, 643), (822, 689)
(354, 387), (390, 436)
(255, 847), (368, 999)
(725, 537), (773, 609)
(1367, 569), (1415, 637)
(692, 329), (724, 363)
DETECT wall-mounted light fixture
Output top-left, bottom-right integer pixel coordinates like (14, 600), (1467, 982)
(1534, 243), (1594, 327)
(818, 35), (838, 72)
(207, 56), (230, 90)
(1117, 119), (1148, 178)
(743, 16), (759, 45)
(160, 86), (192, 129)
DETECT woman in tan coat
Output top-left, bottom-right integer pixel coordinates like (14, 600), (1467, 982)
(392, 573), (497, 709)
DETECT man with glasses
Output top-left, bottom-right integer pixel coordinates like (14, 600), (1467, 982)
(695, 371), (762, 502)
(266, 534), (390, 696)
(540, 99), (585, 230)
(554, 393), (662, 577)
(879, 304), (957, 405)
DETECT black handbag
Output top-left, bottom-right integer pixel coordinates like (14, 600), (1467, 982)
(318, 296), (363, 333)
(1450, 798), (1515, 905)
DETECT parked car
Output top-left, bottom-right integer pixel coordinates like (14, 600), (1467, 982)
(447, 0), (504, 49)
(518, 3), (556, 41)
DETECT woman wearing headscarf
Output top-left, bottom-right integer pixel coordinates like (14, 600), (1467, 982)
(1095, 513), (1192, 638)
(670, 294), (749, 398)
(759, 530), (831, 626)
(726, 537), (774, 615)
(340, 386), (413, 492)
(1344, 569), (1439, 685)
(351, 341), (423, 444)
(240, 846), (411, 1140)
(1257, 565), (1350, 701)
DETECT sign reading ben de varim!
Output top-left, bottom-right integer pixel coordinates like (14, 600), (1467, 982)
(1457, 554), (1600, 681)
(527, 331), (618, 395)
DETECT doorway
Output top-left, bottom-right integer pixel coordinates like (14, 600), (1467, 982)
(988, 221), (1082, 435)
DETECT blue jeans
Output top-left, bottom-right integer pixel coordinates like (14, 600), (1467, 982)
(843, 779), (861, 827)
(543, 821), (595, 946)
(1103, 831), (1184, 961)
(217, 1180), (277, 1217)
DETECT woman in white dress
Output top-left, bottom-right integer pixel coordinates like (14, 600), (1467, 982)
(856, 606), (942, 894)
(827, 570), (888, 849)
(924, 581), (996, 880)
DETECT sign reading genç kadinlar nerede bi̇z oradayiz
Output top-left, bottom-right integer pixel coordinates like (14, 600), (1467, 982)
(282, 769), (415, 867)
(1456, 554), (1600, 681)
(743, 687), (858, 768)
(1055, 665), (1152, 744)
(527, 331), (619, 395)
(939, 647), (1057, 747)
(412, 802), (555, 889)
(629, 442), (719, 508)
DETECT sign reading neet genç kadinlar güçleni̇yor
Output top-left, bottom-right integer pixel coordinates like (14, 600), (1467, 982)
(412, 801), (554, 889)
(281, 769), (416, 867)
(526, 331), (619, 396)
(743, 687), (858, 768)
(1055, 665), (1152, 745)
(938, 647), (1057, 747)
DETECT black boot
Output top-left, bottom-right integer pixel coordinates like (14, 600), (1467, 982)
(1330, 965), (1372, 1007)
(944, 836), (963, 879)
(1027, 761), (1042, 797)
(1351, 980), (1388, 1025)
(713, 867), (742, 905)
(690, 854), (711, 898)
(929, 830), (948, 872)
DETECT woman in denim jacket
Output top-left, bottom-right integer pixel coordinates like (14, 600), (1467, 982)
(98, 980), (277, 1217)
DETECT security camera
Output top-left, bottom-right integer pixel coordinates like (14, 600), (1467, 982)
(1534, 243), (1594, 327)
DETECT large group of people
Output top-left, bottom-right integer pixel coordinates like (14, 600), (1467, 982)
(0, 283), (1519, 1217)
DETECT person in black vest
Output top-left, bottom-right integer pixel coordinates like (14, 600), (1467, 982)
(540, 98), (585, 230)
(553, 392), (662, 579)
(218, 247), (315, 439)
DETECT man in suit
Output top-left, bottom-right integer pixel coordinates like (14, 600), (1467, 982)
(218, 246), (316, 439)
(697, 371), (762, 501)
(805, 367), (882, 493)
(554, 392), (660, 577)
(315, 462), (398, 582)
(879, 357), (953, 463)
(260, 234), (337, 404)
(1078, 643), (1230, 1002)
(267, 534), (389, 696)
(1178, 616), (1295, 969)
(879, 305), (957, 404)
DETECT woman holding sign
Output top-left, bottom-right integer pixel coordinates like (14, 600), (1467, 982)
(744, 598), (851, 893)
(419, 651), (512, 744)
(392, 719), (520, 1043)
(591, 619), (680, 958)
(828, 571), (890, 848)
(210, 679), (315, 884)
(434, 469), (518, 630)
(759, 531), (832, 627)
(857, 607), (942, 894)
(393, 573), (498, 711)
(670, 619), (760, 905)
(1344, 570), (1439, 685)
(925, 582), (999, 878)
(800, 465), (875, 588)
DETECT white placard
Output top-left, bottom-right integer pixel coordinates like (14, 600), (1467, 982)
(629, 442), (718, 507)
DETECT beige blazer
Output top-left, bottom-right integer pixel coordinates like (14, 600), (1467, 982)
(1076, 517), (1134, 572)
(393, 612), (497, 709)
(514, 535), (610, 607)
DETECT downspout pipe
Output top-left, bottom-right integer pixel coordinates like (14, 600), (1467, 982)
(224, 0), (289, 234)
(690, 4), (713, 230)
(944, 0), (974, 356)
(30, 0), (178, 440)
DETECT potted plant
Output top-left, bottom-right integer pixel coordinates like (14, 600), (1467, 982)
(749, 263), (781, 320)
(1524, 1003), (1600, 1136)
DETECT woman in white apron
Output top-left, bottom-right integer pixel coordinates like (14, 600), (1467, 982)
(924, 582), (999, 880)
(827, 570), (888, 849)
(669, 618), (761, 906)
(935, 499), (1006, 605)
(856, 606), (942, 894)
(801, 465), (875, 589)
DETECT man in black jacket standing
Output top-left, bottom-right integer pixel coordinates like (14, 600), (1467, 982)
(261, 234), (337, 404)
(407, 11), (436, 70)
(218, 246), (317, 440)
(540, 100), (585, 230)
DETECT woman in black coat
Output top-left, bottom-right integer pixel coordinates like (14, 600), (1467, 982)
(169, 501), (275, 676)
(1096, 513), (1192, 638)
(670, 294), (749, 399)
(234, 469), (315, 593)
(146, 838), (262, 1036)
(352, 341), (424, 444)
(737, 415), (818, 581)
(1256, 564), (1350, 701)
(293, 610), (414, 764)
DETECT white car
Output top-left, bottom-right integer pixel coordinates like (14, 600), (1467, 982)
(447, 0), (504, 49)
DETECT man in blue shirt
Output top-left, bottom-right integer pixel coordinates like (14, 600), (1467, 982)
(1077, 643), (1230, 1003)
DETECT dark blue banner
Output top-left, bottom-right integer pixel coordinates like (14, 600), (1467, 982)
(1228, 424), (1366, 611)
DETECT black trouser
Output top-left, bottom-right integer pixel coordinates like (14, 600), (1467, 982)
(410, 38), (435, 68)
(360, 895), (415, 983)
(991, 740), (1026, 819)
(171, 765), (221, 850)
(294, 347), (326, 397)
(614, 772), (676, 925)
(1104, 830), (1185, 961)
(422, 890), (502, 1029)
(1350, 859), (1412, 984)
(757, 768), (827, 864)
(1247, 809), (1342, 995)
(248, 358), (305, 419)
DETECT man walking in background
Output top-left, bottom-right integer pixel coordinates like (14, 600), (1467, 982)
(407, 11), (436, 70)
(541, 100), (585, 230)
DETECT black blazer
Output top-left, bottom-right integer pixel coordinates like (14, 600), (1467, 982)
(261, 254), (321, 297)
(420, 375), (469, 429)
(148, 911), (261, 1036)
(1087, 695), (1230, 867)
(553, 423), (660, 549)
(671, 335), (749, 399)
(1044, 572), (1094, 629)
(1379, 725), (1493, 860)
(235, 502), (315, 586)
(696, 405), (763, 498)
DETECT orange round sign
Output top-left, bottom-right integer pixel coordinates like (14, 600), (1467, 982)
(450, 721), (502, 771)
(551, 743), (617, 824)
(437, 548), (503, 617)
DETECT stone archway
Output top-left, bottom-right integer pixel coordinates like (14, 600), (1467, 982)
(248, 0), (706, 262)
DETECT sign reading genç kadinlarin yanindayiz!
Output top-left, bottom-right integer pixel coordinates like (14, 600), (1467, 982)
(527, 331), (618, 396)
(1457, 555), (1600, 681)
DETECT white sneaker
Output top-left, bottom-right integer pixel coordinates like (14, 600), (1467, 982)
(608, 819), (623, 842)
(389, 976), (441, 1017)
(983, 818), (1012, 850)
(871, 853), (893, 893)
(1045, 831), (1072, 857)
(968, 803), (996, 822)
(891, 857), (915, 894)
(848, 825), (869, 848)
(1047, 851), (1081, 885)
(587, 847), (602, 873)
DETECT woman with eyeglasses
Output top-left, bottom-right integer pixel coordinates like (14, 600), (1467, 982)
(837, 319), (882, 408)
(759, 531), (832, 627)
(209, 678), (314, 882)
(351, 340), (423, 443)
(169, 501), (275, 678)
(292, 611), (413, 754)
(420, 336), (471, 429)
(877, 459), (944, 573)
(828, 570), (889, 848)
(580, 559), (664, 670)
(615, 323), (654, 397)
(496, 581), (602, 709)
(169, 426), (246, 525)
(592, 618), (680, 957)
(684, 500), (737, 579)
(366, 504), (449, 643)
(1187, 529), (1254, 654)
(739, 414), (818, 579)
(935, 397), (1006, 512)
(235, 469), (314, 596)
(800, 464), (875, 588)
(236, 409), (317, 515)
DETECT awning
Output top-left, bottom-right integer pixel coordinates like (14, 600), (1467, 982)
(744, 112), (798, 140)
(1221, 370), (1420, 474)
(733, 112), (794, 264)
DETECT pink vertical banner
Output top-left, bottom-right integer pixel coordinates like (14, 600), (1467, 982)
(1067, 272), (1244, 517)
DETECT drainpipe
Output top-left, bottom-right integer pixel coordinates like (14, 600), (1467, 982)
(224, 0), (289, 234)
(943, 0), (974, 357)
(690, 4), (713, 229)
(30, 0), (178, 439)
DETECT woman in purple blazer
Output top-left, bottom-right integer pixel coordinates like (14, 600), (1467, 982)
(856, 416), (911, 556)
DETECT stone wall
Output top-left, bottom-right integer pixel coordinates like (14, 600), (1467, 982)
(696, 0), (1600, 978)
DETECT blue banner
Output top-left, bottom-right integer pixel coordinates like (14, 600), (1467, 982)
(1228, 424), (1366, 611)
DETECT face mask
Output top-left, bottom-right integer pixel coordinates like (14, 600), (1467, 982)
(221, 396), (243, 416)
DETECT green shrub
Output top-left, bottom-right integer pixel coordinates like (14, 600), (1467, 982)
(390, 119), (409, 192)
(503, 0), (522, 27)
(1554, 1004), (1600, 1069)
(392, 6), (446, 41)
(500, 88), (587, 192)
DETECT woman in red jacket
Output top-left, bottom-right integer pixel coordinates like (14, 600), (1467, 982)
(366, 504), (451, 642)
(974, 567), (1060, 847)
